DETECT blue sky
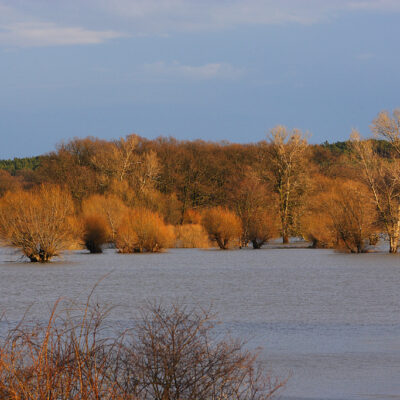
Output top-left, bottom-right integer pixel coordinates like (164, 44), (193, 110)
(0, 0), (399, 158)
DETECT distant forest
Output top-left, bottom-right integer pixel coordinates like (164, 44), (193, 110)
(1, 109), (400, 261)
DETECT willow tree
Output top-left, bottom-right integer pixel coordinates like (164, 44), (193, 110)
(230, 169), (278, 248)
(0, 185), (75, 262)
(265, 126), (309, 244)
(202, 207), (242, 249)
(351, 113), (400, 253)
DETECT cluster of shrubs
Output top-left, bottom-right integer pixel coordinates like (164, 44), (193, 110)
(0, 185), (278, 262)
(0, 298), (287, 399)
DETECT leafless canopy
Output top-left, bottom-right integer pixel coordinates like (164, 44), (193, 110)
(0, 300), (287, 400)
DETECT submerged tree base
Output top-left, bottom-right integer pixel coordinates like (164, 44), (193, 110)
(27, 250), (54, 263)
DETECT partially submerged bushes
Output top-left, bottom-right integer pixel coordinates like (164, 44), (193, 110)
(0, 299), (287, 400)
(82, 214), (109, 253)
(115, 208), (175, 253)
(0, 185), (75, 262)
(175, 224), (210, 248)
(302, 180), (378, 253)
(202, 207), (242, 249)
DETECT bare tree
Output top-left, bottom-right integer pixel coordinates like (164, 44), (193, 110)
(371, 109), (400, 155)
(90, 135), (160, 195)
(265, 126), (309, 244)
(123, 302), (288, 400)
(351, 129), (400, 253)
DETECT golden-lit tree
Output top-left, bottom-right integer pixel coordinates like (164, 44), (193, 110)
(116, 208), (175, 253)
(0, 185), (75, 262)
(230, 169), (278, 248)
(351, 127), (400, 253)
(328, 180), (378, 253)
(81, 194), (127, 243)
(0, 170), (23, 196)
(182, 209), (202, 225)
(247, 211), (278, 249)
(175, 224), (210, 248)
(264, 126), (309, 243)
(301, 175), (336, 248)
(303, 178), (378, 252)
(202, 207), (242, 249)
(90, 134), (160, 194)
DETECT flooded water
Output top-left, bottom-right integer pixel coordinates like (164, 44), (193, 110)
(1, 246), (400, 400)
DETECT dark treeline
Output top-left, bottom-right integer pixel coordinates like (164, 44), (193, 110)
(0, 156), (41, 174)
(1, 109), (400, 261)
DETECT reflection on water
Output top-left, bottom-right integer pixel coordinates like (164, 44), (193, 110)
(1, 246), (400, 400)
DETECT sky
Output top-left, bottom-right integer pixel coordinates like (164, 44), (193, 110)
(0, 0), (399, 159)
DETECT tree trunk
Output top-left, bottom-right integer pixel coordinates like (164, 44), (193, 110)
(282, 233), (289, 244)
(389, 235), (398, 253)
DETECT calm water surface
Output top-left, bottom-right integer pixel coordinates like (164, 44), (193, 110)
(1, 246), (400, 400)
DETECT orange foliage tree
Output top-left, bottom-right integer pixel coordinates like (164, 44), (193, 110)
(202, 207), (242, 249)
(0, 185), (75, 262)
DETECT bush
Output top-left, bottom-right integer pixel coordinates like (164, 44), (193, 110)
(0, 299), (287, 400)
(175, 223), (210, 248)
(202, 207), (242, 249)
(82, 215), (109, 253)
(115, 208), (175, 253)
(0, 185), (74, 262)
(182, 209), (202, 224)
(81, 194), (127, 243)
(302, 180), (378, 252)
(247, 211), (278, 249)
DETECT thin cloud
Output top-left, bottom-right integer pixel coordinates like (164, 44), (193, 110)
(355, 52), (375, 60)
(0, 22), (123, 47)
(0, 2), (124, 47)
(1, 0), (399, 45)
(142, 61), (244, 80)
(95, 0), (400, 34)
(347, 0), (400, 11)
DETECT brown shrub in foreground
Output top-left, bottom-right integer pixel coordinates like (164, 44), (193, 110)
(202, 207), (242, 249)
(115, 208), (175, 253)
(175, 223), (210, 248)
(0, 299), (287, 400)
(0, 185), (75, 262)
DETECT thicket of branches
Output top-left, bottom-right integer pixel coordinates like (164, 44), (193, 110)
(0, 299), (287, 399)
(1, 109), (400, 257)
